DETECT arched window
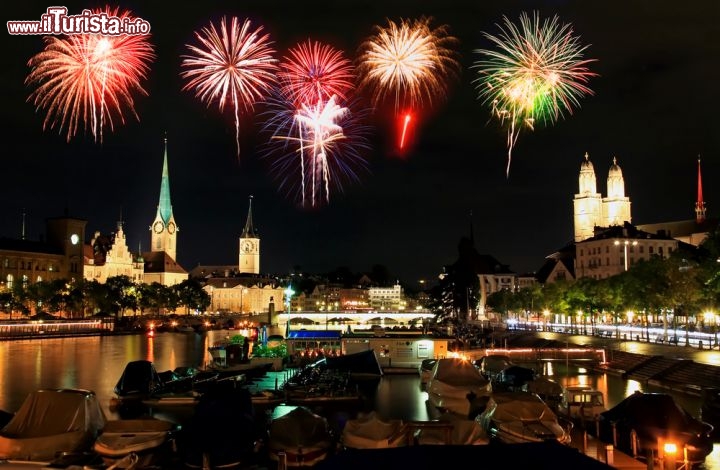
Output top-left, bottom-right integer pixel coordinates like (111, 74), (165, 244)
(6, 274), (13, 289)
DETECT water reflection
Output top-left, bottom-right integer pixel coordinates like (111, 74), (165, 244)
(0, 333), (717, 469)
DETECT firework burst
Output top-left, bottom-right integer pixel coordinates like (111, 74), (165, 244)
(261, 93), (371, 209)
(357, 16), (459, 110)
(181, 16), (278, 157)
(472, 11), (597, 177)
(279, 39), (355, 108)
(25, 7), (154, 143)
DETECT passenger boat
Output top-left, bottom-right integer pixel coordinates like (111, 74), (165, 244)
(426, 358), (492, 418)
(0, 389), (106, 462)
(476, 391), (572, 445)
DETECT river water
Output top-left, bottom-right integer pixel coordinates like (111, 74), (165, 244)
(0, 330), (718, 468)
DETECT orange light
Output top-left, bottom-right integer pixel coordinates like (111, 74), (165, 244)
(663, 442), (678, 455)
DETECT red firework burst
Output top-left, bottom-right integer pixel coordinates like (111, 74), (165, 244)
(25, 7), (155, 143)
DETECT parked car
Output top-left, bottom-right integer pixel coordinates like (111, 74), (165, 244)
(597, 391), (714, 463)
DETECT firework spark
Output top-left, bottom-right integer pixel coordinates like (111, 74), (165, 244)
(261, 93), (371, 209)
(25, 7), (154, 143)
(278, 39), (355, 108)
(181, 16), (278, 157)
(472, 11), (597, 177)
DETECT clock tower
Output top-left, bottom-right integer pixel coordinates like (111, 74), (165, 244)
(150, 137), (179, 261)
(239, 195), (260, 274)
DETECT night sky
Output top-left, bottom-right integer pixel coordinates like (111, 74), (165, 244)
(2, 1), (719, 286)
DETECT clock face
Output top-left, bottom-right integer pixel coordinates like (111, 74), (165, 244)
(167, 222), (176, 234)
(153, 221), (164, 234)
(241, 241), (253, 253)
(70, 234), (79, 245)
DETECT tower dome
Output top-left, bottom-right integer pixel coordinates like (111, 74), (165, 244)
(608, 156), (623, 177)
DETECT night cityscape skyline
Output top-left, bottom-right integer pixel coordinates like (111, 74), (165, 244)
(2, 1), (719, 285)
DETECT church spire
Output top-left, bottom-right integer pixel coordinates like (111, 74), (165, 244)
(156, 136), (173, 224)
(696, 156), (706, 223)
(241, 195), (257, 238)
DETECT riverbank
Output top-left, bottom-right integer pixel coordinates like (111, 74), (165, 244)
(494, 330), (720, 398)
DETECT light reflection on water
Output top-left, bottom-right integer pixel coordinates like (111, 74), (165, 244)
(0, 332), (717, 468)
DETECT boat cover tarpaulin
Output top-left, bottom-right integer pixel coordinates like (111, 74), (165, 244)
(113, 360), (163, 397)
(341, 412), (404, 449)
(0, 389), (107, 460)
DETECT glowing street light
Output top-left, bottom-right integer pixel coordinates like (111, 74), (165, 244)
(614, 239), (638, 272)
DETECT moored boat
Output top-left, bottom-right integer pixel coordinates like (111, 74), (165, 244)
(266, 405), (334, 467)
(0, 389), (106, 462)
(341, 412), (405, 449)
(93, 417), (178, 468)
(426, 358), (492, 418)
(557, 385), (606, 423)
(476, 391), (572, 445)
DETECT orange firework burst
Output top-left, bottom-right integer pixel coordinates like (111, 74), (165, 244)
(357, 16), (459, 153)
(357, 16), (460, 110)
(25, 7), (155, 143)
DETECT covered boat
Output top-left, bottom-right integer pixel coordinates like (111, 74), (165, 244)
(0, 389), (106, 461)
(597, 391), (714, 463)
(341, 412), (405, 449)
(324, 349), (383, 378)
(476, 391), (571, 445)
(426, 358), (492, 418)
(94, 417), (178, 468)
(267, 405), (334, 467)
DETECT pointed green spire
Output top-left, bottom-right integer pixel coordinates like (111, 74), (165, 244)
(157, 137), (173, 224)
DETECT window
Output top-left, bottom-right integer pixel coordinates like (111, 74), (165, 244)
(649, 246), (654, 254)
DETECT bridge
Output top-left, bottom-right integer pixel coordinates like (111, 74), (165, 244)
(275, 311), (435, 325)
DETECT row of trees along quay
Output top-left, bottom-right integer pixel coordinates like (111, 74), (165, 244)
(426, 229), (720, 344)
(0, 277), (210, 319)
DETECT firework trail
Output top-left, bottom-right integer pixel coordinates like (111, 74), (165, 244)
(472, 11), (597, 178)
(357, 16), (459, 151)
(181, 16), (278, 158)
(279, 39), (355, 107)
(261, 92), (371, 209)
(25, 7), (154, 143)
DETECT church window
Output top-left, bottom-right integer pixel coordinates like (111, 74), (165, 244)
(649, 246), (654, 254)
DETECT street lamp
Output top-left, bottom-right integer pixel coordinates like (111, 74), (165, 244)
(614, 239), (638, 272)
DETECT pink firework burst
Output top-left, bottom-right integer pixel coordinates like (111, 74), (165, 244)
(181, 16), (278, 157)
(278, 39), (355, 108)
(25, 7), (155, 143)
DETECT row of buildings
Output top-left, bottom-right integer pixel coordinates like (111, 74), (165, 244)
(0, 138), (411, 316)
(0, 140), (715, 318)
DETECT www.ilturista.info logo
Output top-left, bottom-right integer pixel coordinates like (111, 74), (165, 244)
(7, 7), (151, 35)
